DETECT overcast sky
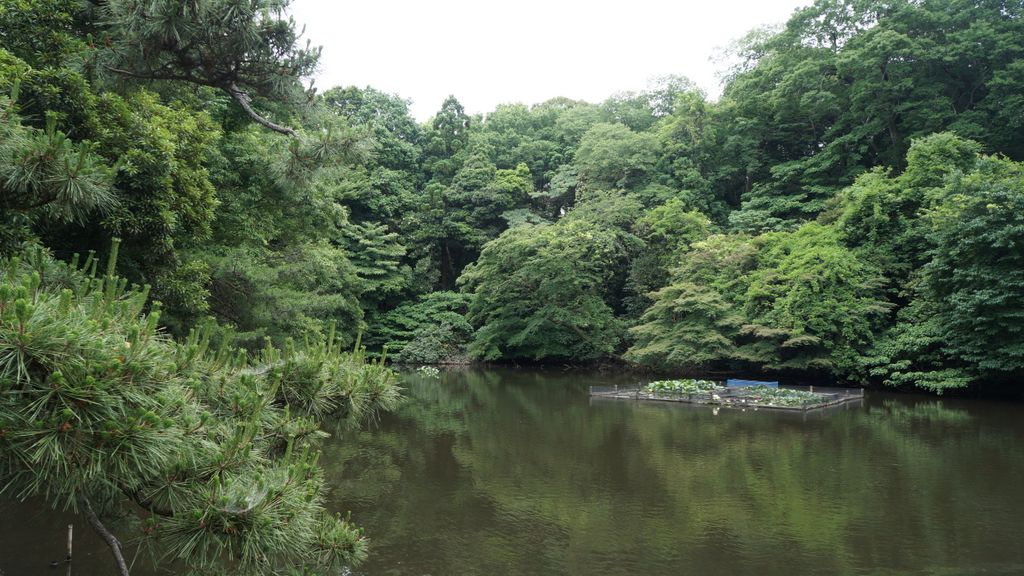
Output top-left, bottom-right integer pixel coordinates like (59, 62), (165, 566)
(289, 0), (810, 121)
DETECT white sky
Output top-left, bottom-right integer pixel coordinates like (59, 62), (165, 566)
(289, 0), (810, 121)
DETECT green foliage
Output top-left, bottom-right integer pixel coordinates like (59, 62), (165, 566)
(205, 243), (364, 350)
(81, 91), (220, 325)
(532, 164), (578, 218)
(367, 291), (473, 364)
(3, 3), (1024, 572)
(422, 95), (471, 182)
(393, 323), (469, 365)
(322, 86), (421, 173)
(627, 231), (754, 369)
(644, 379), (722, 394)
(0, 90), (115, 232)
(844, 136), (1024, 392)
(341, 220), (409, 308)
(448, 155), (533, 250)
(0, 45), (99, 137)
(94, 91), (219, 245)
(628, 223), (887, 378)
(574, 123), (658, 192)
(459, 219), (627, 362)
(922, 157), (1024, 375)
(722, 0), (1024, 231)
(406, 111), (540, 290)
(476, 99), (588, 196)
(862, 299), (974, 393)
(742, 223), (889, 374)
(625, 199), (714, 316)
(403, 181), (472, 291)
(0, 245), (399, 574)
(626, 282), (741, 371)
(654, 88), (725, 219)
(195, 119), (379, 347)
(0, 0), (82, 68)
(835, 133), (983, 292)
(4, 0), (1024, 414)
(740, 385), (821, 407)
(637, 199), (713, 253)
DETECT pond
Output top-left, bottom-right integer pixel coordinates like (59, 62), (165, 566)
(3, 367), (1024, 575)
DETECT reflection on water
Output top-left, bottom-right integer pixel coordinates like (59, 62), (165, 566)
(2, 368), (1023, 575)
(325, 368), (1024, 576)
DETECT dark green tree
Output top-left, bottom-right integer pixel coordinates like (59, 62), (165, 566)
(721, 0), (1024, 232)
(96, 0), (320, 135)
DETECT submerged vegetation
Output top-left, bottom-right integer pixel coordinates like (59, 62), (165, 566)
(635, 380), (838, 409)
(416, 366), (441, 378)
(1, 0), (1024, 571)
(740, 386), (823, 408)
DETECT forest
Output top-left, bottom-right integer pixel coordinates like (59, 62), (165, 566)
(4, 0), (1024, 394)
(1, 0), (1023, 573)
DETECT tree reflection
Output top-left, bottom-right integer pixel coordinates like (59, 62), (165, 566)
(323, 369), (1024, 576)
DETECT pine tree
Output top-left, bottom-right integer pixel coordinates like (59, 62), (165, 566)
(95, 0), (320, 136)
(0, 242), (400, 575)
(0, 85), (114, 246)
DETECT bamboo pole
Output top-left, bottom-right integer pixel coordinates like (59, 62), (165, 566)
(65, 523), (73, 576)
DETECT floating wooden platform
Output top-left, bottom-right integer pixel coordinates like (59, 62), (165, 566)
(589, 385), (864, 412)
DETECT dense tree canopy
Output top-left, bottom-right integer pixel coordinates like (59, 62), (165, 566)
(2, 0), (1022, 380)
(3, 0), (1023, 393)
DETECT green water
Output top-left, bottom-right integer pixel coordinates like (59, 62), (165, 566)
(328, 368), (1024, 576)
(3, 368), (1024, 575)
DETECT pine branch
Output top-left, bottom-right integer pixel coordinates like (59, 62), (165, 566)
(102, 66), (298, 137)
(228, 83), (297, 137)
(79, 494), (131, 576)
(101, 64), (197, 84)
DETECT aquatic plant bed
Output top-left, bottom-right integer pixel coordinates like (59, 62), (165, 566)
(590, 382), (864, 411)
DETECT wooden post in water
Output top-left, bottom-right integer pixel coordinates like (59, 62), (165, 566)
(66, 523), (73, 576)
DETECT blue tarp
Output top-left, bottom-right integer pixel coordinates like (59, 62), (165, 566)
(726, 379), (779, 388)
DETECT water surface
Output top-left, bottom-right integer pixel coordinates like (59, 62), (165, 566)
(328, 368), (1024, 576)
(2, 368), (1023, 575)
